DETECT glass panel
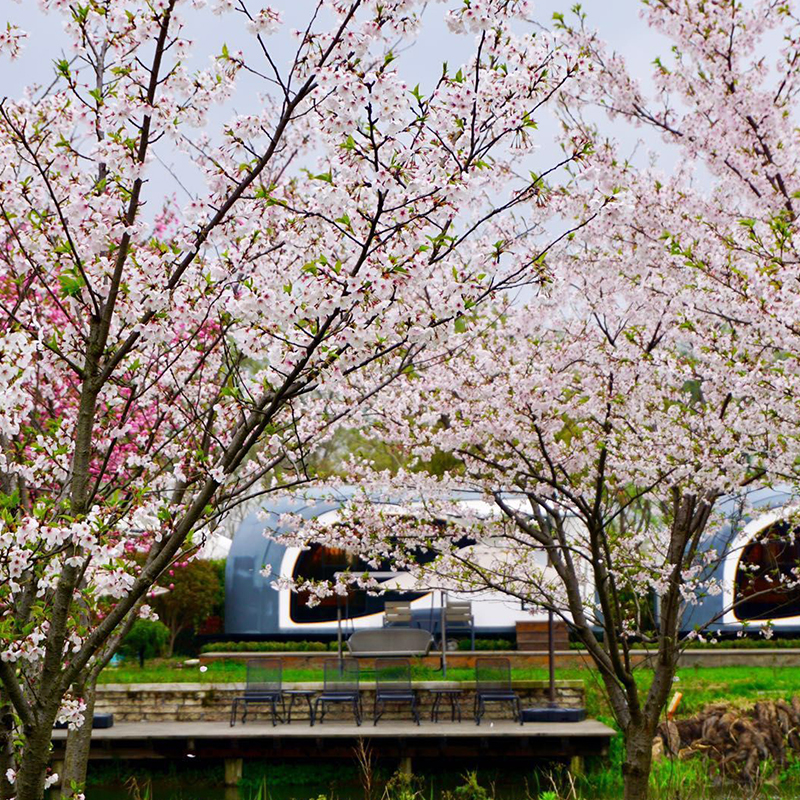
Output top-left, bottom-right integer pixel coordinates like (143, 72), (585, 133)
(734, 521), (800, 621)
(289, 543), (425, 623)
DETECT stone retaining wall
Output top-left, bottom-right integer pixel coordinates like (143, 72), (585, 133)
(94, 681), (584, 724)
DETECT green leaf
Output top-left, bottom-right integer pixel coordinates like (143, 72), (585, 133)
(0, 490), (20, 510)
(59, 272), (85, 298)
(55, 59), (71, 80)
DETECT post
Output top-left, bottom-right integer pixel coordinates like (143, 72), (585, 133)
(224, 758), (243, 787)
(399, 756), (413, 776)
(548, 609), (556, 706)
(440, 590), (447, 678)
(337, 595), (343, 670)
(569, 755), (584, 777)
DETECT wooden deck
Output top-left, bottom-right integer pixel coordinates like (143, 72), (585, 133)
(51, 719), (615, 763)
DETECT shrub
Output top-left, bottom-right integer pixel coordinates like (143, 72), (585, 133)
(566, 637), (800, 651)
(442, 772), (491, 800)
(119, 619), (170, 664)
(456, 638), (513, 651)
(201, 640), (332, 653)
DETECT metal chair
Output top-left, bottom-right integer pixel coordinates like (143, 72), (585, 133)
(313, 658), (362, 726)
(230, 657), (285, 727)
(373, 657), (420, 726)
(383, 599), (413, 627)
(474, 656), (522, 726)
(437, 599), (475, 650)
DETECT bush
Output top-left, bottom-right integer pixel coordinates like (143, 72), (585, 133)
(119, 619), (170, 664)
(566, 636), (800, 651)
(201, 640), (334, 653)
(683, 636), (800, 649)
(456, 638), (513, 651)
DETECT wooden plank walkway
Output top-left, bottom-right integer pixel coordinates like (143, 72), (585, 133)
(52, 719), (613, 740)
(51, 719), (616, 764)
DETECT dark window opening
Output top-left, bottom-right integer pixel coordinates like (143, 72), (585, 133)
(289, 543), (426, 624)
(735, 521), (800, 621)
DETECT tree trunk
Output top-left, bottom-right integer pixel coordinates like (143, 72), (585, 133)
(59, 680), (97, 799)
(0, 701), (15, 800)
(13, 713), (59, 800)
(166, 628), (178, 659)
(622, 720), (656, 800)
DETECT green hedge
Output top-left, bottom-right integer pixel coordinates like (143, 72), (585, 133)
(201, 640), (340, 653)
(456, 638), (514, 651)
(204, 638), (520, 654)
(204, 635), (800, 655)
(565, 637), (800, 651)
(683, 636), (800, 649)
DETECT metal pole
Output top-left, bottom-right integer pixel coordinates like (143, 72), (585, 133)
(440, 590), (447, 678)
(337, 595), (343, 670)
(548, 608), (556, 706)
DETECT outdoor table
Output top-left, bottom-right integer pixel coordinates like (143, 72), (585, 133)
(284, 690), (316, 725)
(429, 688), (463, 722)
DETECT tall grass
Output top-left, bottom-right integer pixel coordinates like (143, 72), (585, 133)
(88, 756), (800, 800)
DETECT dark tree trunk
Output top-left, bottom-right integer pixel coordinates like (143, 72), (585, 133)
(0, 701), (15, 800)
(166, 628), (178, 659)
(14, 711), (59, 800)
(59, 680), (97, 799)
(622, 720), (656, 800)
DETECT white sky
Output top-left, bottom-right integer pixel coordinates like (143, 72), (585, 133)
(1, 1), (679, 198)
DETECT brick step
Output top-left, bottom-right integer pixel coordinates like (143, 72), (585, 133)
(516, 621), (568, 631)
(516, 621), (569, 652)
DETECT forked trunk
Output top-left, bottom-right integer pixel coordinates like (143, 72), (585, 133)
(622, 720), (656, 800)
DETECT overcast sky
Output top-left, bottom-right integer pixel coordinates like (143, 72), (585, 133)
(1, 1), (679, 198)
(4, 1), (665, 89)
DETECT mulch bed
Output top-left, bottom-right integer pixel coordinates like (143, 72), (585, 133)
(654, 698), (800, 782)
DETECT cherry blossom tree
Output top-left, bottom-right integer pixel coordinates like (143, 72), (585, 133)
(310, 209), (800, 796)
(0, 0), (597, 797)
(288, 2), (800, 797)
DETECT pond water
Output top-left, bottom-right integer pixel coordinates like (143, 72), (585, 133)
(50, 757), (800, 800)
(58, 759), (559, 800)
